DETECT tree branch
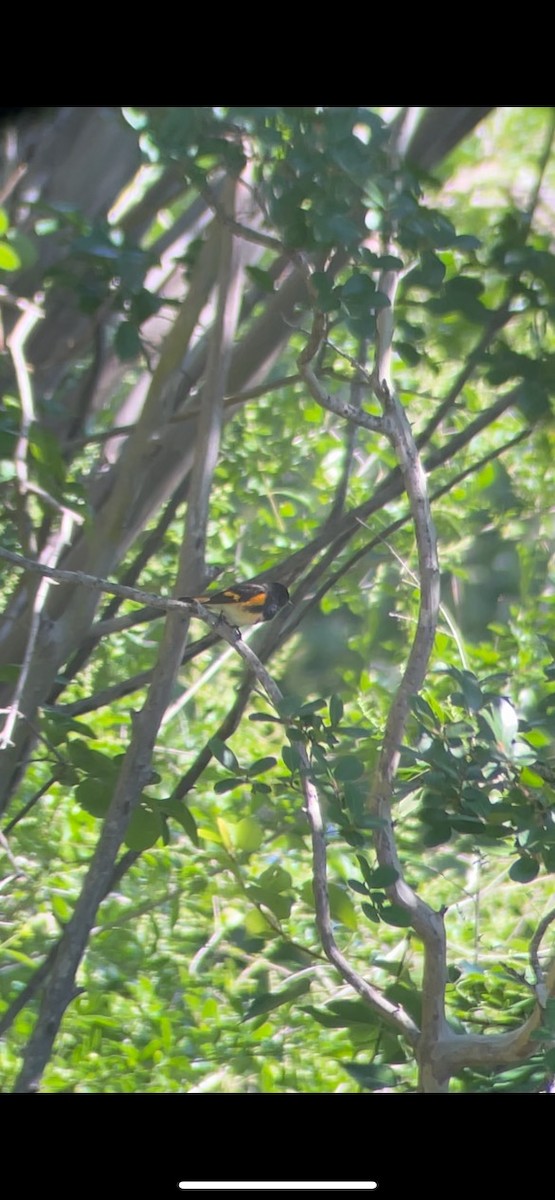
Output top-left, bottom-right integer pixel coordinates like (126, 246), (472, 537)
(298, 312), (383, 434)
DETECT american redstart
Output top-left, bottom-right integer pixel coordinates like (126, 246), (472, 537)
(180, 581), (290, 628)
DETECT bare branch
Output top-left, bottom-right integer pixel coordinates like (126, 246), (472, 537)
(0, 546), (187, 613)
(7, 299), (44, 556)
(530, 907), (555, 1008)
(192, 168), (283, 253)
(297, 312), (384, 434)
(301, 762), (419, 1044)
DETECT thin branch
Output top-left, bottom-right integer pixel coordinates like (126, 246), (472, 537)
(3, 775), (56, 834)
(298, 312), (383, 435)
(301, 759), (419, 1044)
(530, 907), (555, 1008)
(296, 262), (443, 1065)
(326, 340), (367, 525)
(18, 481), (85, 525)
(0, 547), (190, 614)
(65, 375), (301, 449)
(0, 512), (79, 751)
(7, 300), (44, 556)
(371, 264), (445, 1085)
(191, 168), (283, 253)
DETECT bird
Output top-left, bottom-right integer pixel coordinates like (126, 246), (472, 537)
(180, 581), (290, 628)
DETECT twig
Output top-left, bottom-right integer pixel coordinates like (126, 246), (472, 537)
(6, 300), (44, 555)
(301, 755), (419, 1043)
(298, 312), (383, 435)
(530, 906), (555, 1008)
(0, 512), (79, 751)
(0, 546), (191, 613)
(191, 168), (283, 253)
(3, 776), (56, 834)
(326, 340), (367, 525)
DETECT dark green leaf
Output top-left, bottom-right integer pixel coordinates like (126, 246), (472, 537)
(282, 744), (299, 773)
(67, 741), (119, 781)
(342, 1062), (398, 1090)
(380, 904), (413, 928)
(329, 694), (344, 727)
(246, 266), (275, 293)
(125, 806), (164, 851)
(163, 799), (199, 845)
(361, 902), (381, 923)
(365, 866), (399, 889)
(209, 738), (240, 772)
(333, 756), (365, 782)
(246, 756), (277, 777)
(114, 322), (143, 362)
(214, 776), (246, 794)
(508, 856), (540, 883)
(242, 978), (312, 1021)
(75, 778), (112, 818)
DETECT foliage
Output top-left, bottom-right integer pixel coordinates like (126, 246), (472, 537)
(1, 107), (555, 1093)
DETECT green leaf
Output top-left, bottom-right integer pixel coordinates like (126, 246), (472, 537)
(258, 865), (292, 893)
(162, 798), (199, 845)
(329, 694), (344, 727)
(209, 737), (240, 772)
(67, 741), (119, 781)
(0, 665), (22, 683)
(214, 776), (246, 794)
(328, 883), (358, 930)
(421, 821), (452, 847)
(361, 901), (381, 923)
(0, 241), (21, 271)
(356, 855), (377, 887)
(365, 866), (399, 889)
(29, 424), (66, 488)
(282, 744), (299, 773)
(342, 1062), (398, 1090)
(508, 856), (540, 883)
(333, 756), (365, 782)
(248, 711), (282, 724)
(243, 978), (311, 1021)
(125, 806), (164, 851)
(326, 999), (378, 1025)
(245, 887), (292, 920)
(453, 233), (481, 251)
(297, 699), (328, 717)
(544, 1047), (555, 1071)
(75, 778), (112, 818)
(379, 904), (413, 928)
(246, 756), (277, 777)
(42, 710), (97, 742)
(234, 817), (264, 852)
(114, 322), (142, 361)
(246, 266), (275, 293)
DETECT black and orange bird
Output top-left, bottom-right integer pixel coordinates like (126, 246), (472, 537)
(180, 581), (290, 628)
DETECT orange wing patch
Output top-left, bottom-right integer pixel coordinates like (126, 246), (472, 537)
(242, 591), (266, 608)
